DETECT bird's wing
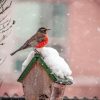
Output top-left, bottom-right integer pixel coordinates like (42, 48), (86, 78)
(27, 34), (46, 47)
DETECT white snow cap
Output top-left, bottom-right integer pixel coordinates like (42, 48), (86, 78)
(38, 47), (59, 57)
(22, 51), (35, 71)
(22, 47), (72, 79)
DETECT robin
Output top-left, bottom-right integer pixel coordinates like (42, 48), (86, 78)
(10, 27), (50, 56)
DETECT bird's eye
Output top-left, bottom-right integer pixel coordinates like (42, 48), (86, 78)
(40, 29), (46, 33)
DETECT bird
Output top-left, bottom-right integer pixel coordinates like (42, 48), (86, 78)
(10, 27), (50, 56)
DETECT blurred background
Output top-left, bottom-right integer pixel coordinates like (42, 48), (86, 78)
(0, 0), (100, 98)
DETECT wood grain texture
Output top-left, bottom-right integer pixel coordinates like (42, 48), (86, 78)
(50, 83), (66, 100)
(23, 61), (52, 100)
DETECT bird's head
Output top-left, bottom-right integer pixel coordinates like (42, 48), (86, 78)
(38, 27), (50, 34)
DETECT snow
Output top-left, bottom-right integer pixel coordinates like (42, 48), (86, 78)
(74, 76), (100, 86)
(39, 47), (59, 58)
(66, 13), (70, 16)
(22, 47), (73, 79)
(22, 51), (35, 71)
(97, 27), (100, 32)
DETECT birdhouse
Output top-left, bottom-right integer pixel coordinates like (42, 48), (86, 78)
(18, 53), (73, 100)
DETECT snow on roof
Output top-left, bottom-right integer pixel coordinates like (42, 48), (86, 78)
(22, 51), (35, 71)
(22, 47), (73, 79)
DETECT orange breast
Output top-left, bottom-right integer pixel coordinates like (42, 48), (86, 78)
(35, 35), (48, 48)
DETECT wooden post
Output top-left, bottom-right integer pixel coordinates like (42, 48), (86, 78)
(50, 83), (66, 100)
(22, 61), (52, 100)
(18, 54), (72, 100)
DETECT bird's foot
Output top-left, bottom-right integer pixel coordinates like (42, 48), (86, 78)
(34, 49), (44, 59)
(34, 49), (40, 54)
(34, 49), (42, 55)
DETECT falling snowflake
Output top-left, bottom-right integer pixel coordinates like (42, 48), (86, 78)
(66, 13), (70, 16)
(61, 49), (63, 52)
(97, 27), (100, 32)
(97, 59), (100, 64)
(88, 18), (92, 21)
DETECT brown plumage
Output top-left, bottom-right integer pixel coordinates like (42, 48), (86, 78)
(10, 27), (50, 56)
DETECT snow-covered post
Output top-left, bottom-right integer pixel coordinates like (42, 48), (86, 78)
(18, 47), (73, 100)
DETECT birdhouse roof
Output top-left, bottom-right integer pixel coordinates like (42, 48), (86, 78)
(18, 54), (73, 85)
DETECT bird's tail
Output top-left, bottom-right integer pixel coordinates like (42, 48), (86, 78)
(10, 48), (22, 56)
(10, 42), (30, 56)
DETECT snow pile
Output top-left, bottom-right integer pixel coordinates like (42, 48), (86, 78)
(22, 51), (35, 71)
(22, 47), (72, 79)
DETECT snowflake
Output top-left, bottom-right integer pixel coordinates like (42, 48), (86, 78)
(97, 27), (100, 32)
(66, 13), (70, 16)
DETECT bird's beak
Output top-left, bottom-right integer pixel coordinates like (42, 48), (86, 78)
(47, 29), (51, 30)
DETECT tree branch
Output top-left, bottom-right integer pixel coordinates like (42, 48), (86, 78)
(0, 20), (15, 33)
(0, 19), (9, 25)
(0, 0), (14, 66)
(0, 35), (6, 42)
(0, 56), (6, 65)
(0, 43), (4, 45)
(0, 20), (15, 44)
(0, 18), (11, 31)
(0, 0), (12, 14)
(0, 0), (7, 9)
(0, 15), (7, 23)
